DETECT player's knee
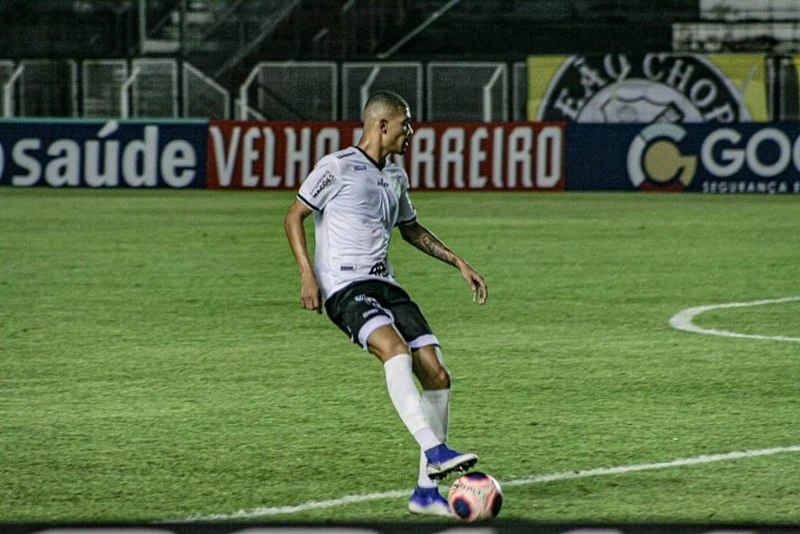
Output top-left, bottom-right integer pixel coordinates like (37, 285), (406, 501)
(372, 340), (411, 362)
(367, 324), (412, 362)
(432, 366), (451, 389)
(420, 364), (450, 390)
(389, 340), (411, 359)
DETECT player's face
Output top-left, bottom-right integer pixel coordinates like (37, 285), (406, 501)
(387, 107), (414, 155)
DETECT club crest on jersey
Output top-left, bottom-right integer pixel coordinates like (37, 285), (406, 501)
(537, 54), (748, 123)
(388, 170), (405, 196)
(368, 260), (389, 277)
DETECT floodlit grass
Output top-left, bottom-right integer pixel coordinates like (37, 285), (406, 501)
(1, 188), (799, 523)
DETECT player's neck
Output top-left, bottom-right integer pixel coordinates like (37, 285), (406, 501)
(356, 142), (386, 170)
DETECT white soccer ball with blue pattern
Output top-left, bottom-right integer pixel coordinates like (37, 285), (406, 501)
(447, 472), (503, 521)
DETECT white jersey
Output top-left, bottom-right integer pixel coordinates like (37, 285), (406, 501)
(297, 147), (417, 302)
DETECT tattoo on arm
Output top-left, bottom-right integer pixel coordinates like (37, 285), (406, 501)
(402, 223), (458, 266)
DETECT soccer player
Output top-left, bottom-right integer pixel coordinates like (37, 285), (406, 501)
(284, 90), (488, 516)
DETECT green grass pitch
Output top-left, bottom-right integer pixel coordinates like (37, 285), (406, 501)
(1, 188), (799, 523)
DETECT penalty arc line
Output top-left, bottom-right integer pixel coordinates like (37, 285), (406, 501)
(669, 296), (800, 342)
(179, 444), (800, 521)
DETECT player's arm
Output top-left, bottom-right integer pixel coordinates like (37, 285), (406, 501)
(284, 199), (322, 313)
(399, 220), (488, 304)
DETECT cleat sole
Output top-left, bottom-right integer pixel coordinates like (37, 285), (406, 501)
(426, 453), (478, 480)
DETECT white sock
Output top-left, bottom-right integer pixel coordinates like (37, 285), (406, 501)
(418, 388), (451, 488)
(383, 354), (441, 451)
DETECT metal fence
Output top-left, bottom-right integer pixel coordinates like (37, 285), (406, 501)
(426, 62), (508, 121)
(18, 60), (78, 117)
(183, 62), (230, 120)
(240, 61), (526, 121)
(341, 62), (423, 120)
(82, 60), (126, 118)
(7, 56), (800, 122)
(1, 60), (16, 117)
(2, 58), (230, 119)
(1, 59), (528, 121)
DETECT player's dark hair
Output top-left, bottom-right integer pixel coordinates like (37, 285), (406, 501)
(364, 90), (409, 114)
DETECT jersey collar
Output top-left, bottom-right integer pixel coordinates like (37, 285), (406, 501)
(355, 146), (385, 170)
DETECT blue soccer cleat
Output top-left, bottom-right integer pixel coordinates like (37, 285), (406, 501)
(424, 444), (478, 480)
(408, 485), (452, 516)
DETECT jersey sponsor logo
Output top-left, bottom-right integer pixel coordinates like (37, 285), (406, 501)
(376, 177), (389, 188)
(310, 170), (336, 198)
(339, 264), (355, 271)
(354, 294), (382, 308)
(354, 164), (367, 171)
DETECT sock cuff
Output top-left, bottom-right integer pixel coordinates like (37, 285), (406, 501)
(383, 352), (412, 371)
(422, 388), (451, 401)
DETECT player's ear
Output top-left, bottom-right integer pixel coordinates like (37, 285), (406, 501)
(379, 118), (388, 134)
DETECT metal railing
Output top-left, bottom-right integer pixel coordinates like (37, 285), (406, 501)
(239, 61), (523, 121)
(1, 58), (531, 121)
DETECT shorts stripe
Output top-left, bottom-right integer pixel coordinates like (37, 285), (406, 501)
(408, 334), (439, 350)
(358, 315), (394, 350)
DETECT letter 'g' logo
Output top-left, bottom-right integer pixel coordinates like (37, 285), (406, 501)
(627, 123), (697, 190)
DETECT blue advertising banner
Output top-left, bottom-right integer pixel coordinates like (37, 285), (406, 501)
(568, 122), (800, 193)
(0, 119), (208, 188)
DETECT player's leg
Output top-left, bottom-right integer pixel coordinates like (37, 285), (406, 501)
(368, 324), (476, 478)
(325, 281), (475, 493)
(366, 324), (441, 452)
(412, 345), (451, 483)
(406, 344), (453, 515)
(325, 282), (441, 452)
(387, 290), (478, 481)
(367, 326), (465, 516)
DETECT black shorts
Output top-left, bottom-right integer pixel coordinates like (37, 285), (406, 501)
(325, 279), (439, 350)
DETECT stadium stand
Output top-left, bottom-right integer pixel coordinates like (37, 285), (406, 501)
(0, 1), (698, 75)
(2, 0), (800, 119)
(378, 0), (698, 59)
(0, 0), (179, 58)
(674, 0), (800, 52)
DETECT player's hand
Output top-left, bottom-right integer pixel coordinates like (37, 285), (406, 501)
(300, 273), (323, 313)
(459, 263), (487, 305)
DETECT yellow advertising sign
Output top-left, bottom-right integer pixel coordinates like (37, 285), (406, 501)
(528, 53), (767, 122)
(706, 54), (767, 121)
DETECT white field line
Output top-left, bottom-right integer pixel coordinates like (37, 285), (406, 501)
(669, 296), (800, 342)
(179, 444), (800, 521)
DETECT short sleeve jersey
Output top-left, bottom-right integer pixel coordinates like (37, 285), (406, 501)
(297, 147), (417, 302)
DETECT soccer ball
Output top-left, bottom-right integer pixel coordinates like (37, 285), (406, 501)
(447, 472), (503, 522)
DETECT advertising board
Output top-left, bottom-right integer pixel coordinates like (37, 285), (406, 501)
(568, 122), (800, 193)
(528, 53), (768, 123)
(207, 121), (566, 191)
(0, 120), (207, 188)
